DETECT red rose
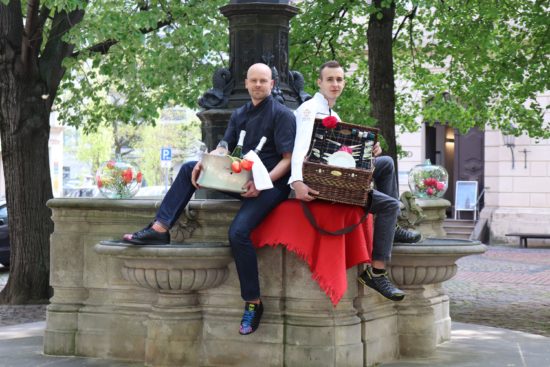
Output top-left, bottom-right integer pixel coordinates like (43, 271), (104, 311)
(426, 187), (434, 196)
(436, 181), (445, 191)
(322, 116), (338, 129)
(97, 177), (103, 188)
(136, 171), (143, 183)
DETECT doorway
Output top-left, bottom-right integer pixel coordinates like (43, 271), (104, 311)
(425, 123), (485, 218)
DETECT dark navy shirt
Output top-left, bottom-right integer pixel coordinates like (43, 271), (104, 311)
(223, 96), (296, 179)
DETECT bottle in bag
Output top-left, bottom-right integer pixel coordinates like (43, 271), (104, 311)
(231, 130), (246, 158)
(254, 136), (267, 154)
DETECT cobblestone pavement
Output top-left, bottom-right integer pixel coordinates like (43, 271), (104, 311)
(0, 267), (48, 327)
(1, 244), (549, 336)
(442, 244), (550, 337)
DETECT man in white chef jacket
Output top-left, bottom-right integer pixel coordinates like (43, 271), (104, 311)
(289, 60), (421, 301)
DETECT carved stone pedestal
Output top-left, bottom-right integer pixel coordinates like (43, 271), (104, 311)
(415, 198), (451, 238)
(389, 238), (486, 357)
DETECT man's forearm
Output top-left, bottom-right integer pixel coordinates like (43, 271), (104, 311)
(269, 153), (292, 182)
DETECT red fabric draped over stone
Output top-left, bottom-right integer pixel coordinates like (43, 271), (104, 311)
(251, 199), (373, 306)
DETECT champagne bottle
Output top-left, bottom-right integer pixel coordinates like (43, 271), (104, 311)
(254, 136), (267, 154)
(231, 130), (246, 158)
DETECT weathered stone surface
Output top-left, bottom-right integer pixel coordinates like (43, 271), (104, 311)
(44, 198), (483, 366)
(414, 198), (451, 238)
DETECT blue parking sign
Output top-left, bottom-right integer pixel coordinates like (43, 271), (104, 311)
(161, 147), (172, 161)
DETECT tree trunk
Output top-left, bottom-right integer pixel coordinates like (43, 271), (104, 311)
(368, 1), (398, 175)
(0, 1), (53, 304)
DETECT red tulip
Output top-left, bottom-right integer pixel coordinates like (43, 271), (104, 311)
(231, 161), (242, 173)
(122, 169), (133, 183)
(240, 159), (254, 171)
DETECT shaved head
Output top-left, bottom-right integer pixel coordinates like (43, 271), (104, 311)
(247, 63), (272, 79)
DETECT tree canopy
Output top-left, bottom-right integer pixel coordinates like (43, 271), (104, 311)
(53, 0), (549, 140)
(288, 0), (548, 140)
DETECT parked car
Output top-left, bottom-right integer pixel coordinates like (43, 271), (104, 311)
(0, 201), (9, 267)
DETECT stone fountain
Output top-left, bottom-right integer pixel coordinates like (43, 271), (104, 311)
(43, 1), (486, 365)
(43, 195), (485, 366)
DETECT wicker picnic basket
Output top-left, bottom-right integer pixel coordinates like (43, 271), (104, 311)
(303, 118), (379, 207)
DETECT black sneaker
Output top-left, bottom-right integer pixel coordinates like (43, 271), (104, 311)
(394, 226), (421, 243)
(239, 301), (263, 335)
(122, 223), (170, 246)
(358, 267), (406, 301)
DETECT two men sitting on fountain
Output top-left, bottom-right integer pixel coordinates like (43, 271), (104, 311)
(123, 63), (296, 335)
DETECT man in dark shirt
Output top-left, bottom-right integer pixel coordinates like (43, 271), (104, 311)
(123, 63), (296, 335)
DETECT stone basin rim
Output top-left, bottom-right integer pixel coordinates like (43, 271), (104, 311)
(95, 240), (231, 258)
(392, 239), (486, 255)
(47, 197), (241, 210)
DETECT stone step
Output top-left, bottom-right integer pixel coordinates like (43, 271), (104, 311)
(444, 231), (472, 240)
(443, 219), (476, 240)
(443, 225), (475, 232)
(443, 219), (476, 228)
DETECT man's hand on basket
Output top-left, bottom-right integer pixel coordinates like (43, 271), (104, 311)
(241, 180), (260, 198)
(373, 142), (382, 157)
(293, 181), (319, 202)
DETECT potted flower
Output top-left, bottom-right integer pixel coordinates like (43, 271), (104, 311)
(96, 160), (143, 199)
(408, 160), (448, 199)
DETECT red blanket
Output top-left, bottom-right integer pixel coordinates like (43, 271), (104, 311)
(251, 199), (373, 306)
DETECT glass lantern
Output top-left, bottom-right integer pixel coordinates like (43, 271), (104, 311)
(96, 160), (142, 199)
(408, 159), (449, 199)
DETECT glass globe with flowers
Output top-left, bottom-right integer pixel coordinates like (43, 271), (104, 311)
(408, 160), (448, 199)
(96, 160), (143, 199)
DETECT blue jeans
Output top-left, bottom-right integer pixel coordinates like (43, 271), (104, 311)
(369, 156), (400, 262)
(155, 161), (290, 301)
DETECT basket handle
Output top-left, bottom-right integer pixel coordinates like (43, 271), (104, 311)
(300, 192), (373, 236)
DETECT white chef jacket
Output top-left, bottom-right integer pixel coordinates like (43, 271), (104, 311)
(288, 92), (341, 187)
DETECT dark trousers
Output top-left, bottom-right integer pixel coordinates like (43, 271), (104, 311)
(369, 156), (400, 262)
(155, 161), (290, 301)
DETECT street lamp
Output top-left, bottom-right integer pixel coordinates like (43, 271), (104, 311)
(503, 134), (516, 169)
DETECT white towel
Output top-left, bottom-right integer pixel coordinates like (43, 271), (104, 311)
(243, 151), (273, 191)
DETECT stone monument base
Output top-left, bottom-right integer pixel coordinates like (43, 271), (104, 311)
(44, 198), (484, 366)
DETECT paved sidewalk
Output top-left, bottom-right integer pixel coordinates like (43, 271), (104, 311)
(442, 245), (550, 337)
(0, 321), (548, 367)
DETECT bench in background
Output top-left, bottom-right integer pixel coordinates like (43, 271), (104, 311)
(505, 233), (550, 248)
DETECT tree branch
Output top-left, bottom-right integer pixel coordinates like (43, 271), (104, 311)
(71, 16), (173, 58)
(21, 0), (40, 75)
(393, 5), (416, 42)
